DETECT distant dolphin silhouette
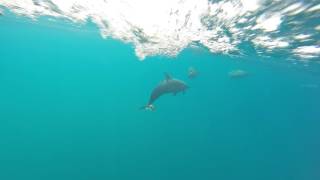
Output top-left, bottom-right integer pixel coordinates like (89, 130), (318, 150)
(228, 70), (248, 78)
(141, 73), (189, 111)
(188, 67), (198, 79)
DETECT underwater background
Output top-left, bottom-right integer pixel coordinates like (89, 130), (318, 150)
(1, 7), (320, 180)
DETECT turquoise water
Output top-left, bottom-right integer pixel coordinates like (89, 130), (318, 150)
(1, 15), (320, 180)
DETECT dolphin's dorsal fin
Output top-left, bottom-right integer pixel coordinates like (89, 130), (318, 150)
(164, 72), (172, 81)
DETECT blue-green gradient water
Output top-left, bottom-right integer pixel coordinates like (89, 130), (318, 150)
(1, 15), (320, 180)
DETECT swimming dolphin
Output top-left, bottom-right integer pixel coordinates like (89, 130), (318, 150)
(188, 67), (198, 79)
(229, 70), (248, 78)
(141, 73), (189, 111)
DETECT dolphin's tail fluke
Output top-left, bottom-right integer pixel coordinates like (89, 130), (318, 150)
(140, 104), (156, 111)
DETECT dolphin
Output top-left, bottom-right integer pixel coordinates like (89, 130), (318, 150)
(188, 67), (198, 79)
(141, 73), (189, 111)
(228, 70), (248, 78)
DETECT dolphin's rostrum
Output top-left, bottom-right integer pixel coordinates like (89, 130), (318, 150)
(141, 73), (189, 111)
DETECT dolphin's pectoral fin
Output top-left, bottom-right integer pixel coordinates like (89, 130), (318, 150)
(164, 72), (172, 81)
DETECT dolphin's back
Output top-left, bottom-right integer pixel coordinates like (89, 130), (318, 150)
(148, 79), (187, 105)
